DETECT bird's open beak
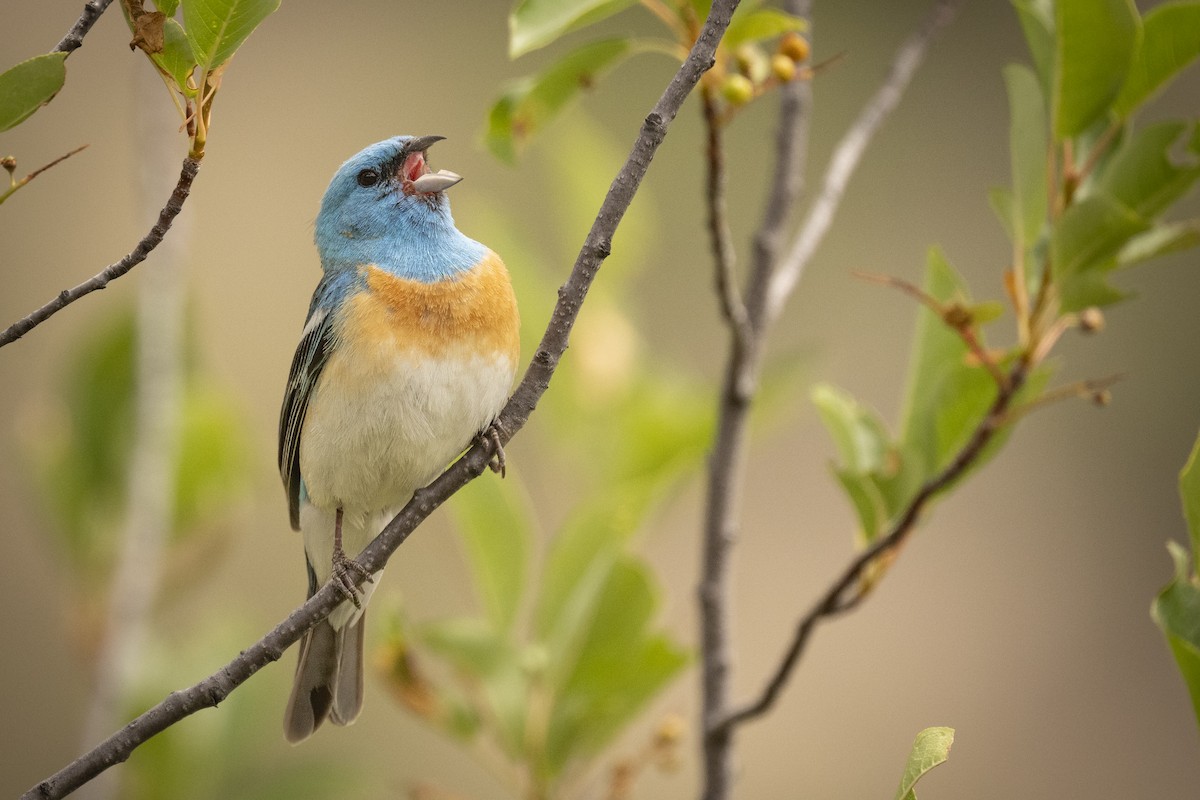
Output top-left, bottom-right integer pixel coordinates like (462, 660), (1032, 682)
(404, 135), (463, 194)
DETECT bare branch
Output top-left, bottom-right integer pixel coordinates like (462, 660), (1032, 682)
(55, 0), (115, 55)
(0, 157), (200, 349)
(699, 4), (811, 797)
(765, 0), (961, 321)
(20, 3), (742, 797)
(714, 360), (1030, 733)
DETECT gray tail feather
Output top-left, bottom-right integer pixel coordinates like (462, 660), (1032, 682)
(283, 612), (366, 743)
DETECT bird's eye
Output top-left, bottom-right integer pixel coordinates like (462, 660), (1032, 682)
(356, 168), (380, 187)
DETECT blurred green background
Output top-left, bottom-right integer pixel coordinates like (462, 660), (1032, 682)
(3, 1), (1200, 797)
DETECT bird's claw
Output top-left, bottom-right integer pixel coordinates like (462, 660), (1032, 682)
(479, 422), (506, 477)
(331, 546), (373, 609)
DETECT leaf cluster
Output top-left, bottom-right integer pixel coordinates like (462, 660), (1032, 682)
(815, 0), (1200, 565)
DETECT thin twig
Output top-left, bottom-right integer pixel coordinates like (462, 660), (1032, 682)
(701, 88), (751, 346)
(764, 0), (961, 321)
(854, 270), (1009, 390)
(55, 0), (115, 54)
(0, 145), (88, 206)
(714, 361), (1030, 733)
(20, 4), (741, 798)
(0, 157), (200, 349)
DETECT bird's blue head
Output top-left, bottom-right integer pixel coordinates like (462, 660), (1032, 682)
(314, 135), (484, 281)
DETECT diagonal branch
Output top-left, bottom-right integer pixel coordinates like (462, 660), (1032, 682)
(713, 361), (1029, 734)
(19, 3), (742, 798)
(764, 0), (960, 322)
(56, 0), (115, 55)
(0, 157), (200, 350)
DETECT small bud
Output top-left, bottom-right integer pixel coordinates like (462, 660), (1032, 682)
(655, 713), (685, 746)
(1, 156), (15, 176)
(942, 303), (973, 329)
(779, 31), (811, 63)
(1091, 389), (1112, 407)
(1079, 306), (1105, 334)
(720, 74), (755, 106)
(771, 53), (797, 82)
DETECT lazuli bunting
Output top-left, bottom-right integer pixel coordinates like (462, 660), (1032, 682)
(278, 136), (519, 742)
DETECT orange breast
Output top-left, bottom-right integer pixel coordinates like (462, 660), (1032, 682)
(341, 252), (520, 364)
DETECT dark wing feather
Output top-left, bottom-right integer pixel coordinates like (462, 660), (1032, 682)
(278, 307), (336, 530)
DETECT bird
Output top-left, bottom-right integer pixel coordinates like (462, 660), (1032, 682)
(278, 135), (519, 743)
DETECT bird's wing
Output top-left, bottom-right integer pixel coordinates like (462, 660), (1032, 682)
(279, 303), (336, 530)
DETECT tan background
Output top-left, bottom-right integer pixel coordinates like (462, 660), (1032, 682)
(3, 1), (1200, 797)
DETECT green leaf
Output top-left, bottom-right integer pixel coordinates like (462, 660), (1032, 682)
(509, 0), (637, 58)
(812, 384), (890, 474)
(894, 726), (955, 800)
(1180, 430), (1200, 564)
(723, 8), (806, 48)
(1012, 0), (1055, 91)
(1113, 2), (1200, 117)
(1004, 64), (1049, 251)
(484, 38), (633, 163)
(1152, 542), (1200, 729)
(183, 0), (280, 73)
(533, 496), (628, 645)
(1053, 0), (1139, 138)
(155, 0), (181, 15)
(447, 473), (534, 633)
(542, 556), (688, 775)
(150, 18), (197, 92)
(988, 186), (1016, 239)
(1117, 221), (1200, 267)
(0, 52), (67, 132)
(898, 249), (990, 477)
(1094, 121), (1200, 219)
(1051, 194), (1149, 310)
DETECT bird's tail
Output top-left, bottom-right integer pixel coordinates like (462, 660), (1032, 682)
(283, 611), (366, 743)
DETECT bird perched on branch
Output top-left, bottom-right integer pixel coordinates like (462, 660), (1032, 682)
(278, 135), (519, 742)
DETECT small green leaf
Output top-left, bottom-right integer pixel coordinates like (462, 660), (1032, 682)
(155, 0), (181, 15)
(533, 495), (629, 645)
(1053, 0), (1140, 138)
(1004, 64), (1049, 252)
(448, 473), (534, 633)
(1152, 542), (1200, 729)
(894, 726), (955, 800)
(723, 8), (806, 48)
(1117, 222), (1200, 267)
(1094, 121), (1200, 219)
(484, 38), (633, 163)
(1113, 2), (1200, 117)
(0, 52), (68, 132)
(812, 384), (890, 474)
(1056, 195), (1147, 298)
(543, 556), (688, 775)
(150, 18), (197, 92)
(898, 249), (987, 477)
(1012, 0), (1055, 91)
(1180, 430), (1200, 563)
(509, 0), (638, 58)
(184, 0), (280, 73)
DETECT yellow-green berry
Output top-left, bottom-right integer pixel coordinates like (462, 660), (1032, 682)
(721, 74), (755, 106)
(771, 53), (797, 82)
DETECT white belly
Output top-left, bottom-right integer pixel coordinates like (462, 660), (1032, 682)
(299, 349), (516, 516)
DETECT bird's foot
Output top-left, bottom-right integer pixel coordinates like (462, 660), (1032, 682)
(478, 421), (507, 478)
(331, 543), (373, 609)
